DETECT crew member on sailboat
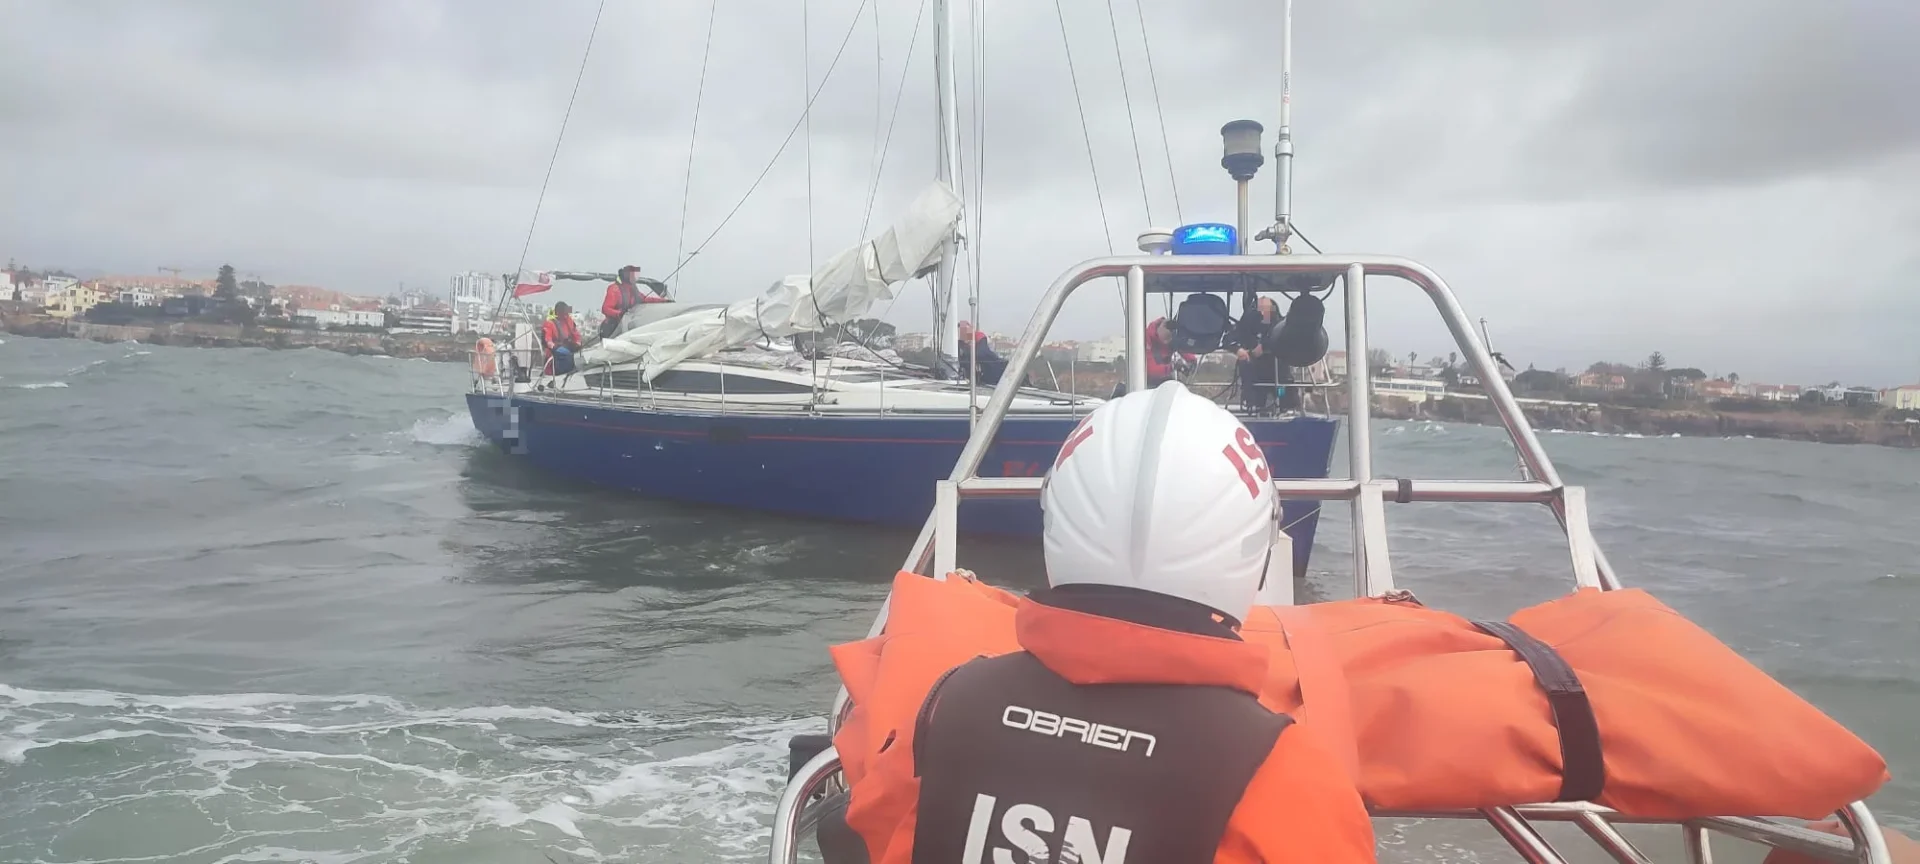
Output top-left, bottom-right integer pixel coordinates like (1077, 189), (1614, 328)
(542, 302), (582, 375)
(599, 265), (668, 337)
(1114, 317), (1193, 397)
(1231, 296), (1295, 412)
(862, 383), (1373, 864)
(955, 320), (1006, 385)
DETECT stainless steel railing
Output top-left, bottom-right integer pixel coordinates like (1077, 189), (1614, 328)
(767, 252), (1887, 864)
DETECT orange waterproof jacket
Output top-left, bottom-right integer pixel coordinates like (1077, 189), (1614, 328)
(831, 573), (1376, 864)
(832, 572), (1888, 829)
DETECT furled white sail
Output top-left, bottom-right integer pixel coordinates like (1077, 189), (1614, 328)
(579, 180), (962, 381)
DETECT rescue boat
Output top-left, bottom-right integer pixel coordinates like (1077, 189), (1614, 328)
(755, 0), (1893, 860)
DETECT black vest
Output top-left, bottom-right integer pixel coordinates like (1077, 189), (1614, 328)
(910, 651), (1292, 864)
(615, 281), (641, 312)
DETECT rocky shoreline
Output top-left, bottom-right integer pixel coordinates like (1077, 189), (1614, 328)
(0, 302), (472, 363)
(1374, 392), (1920, 450)
(10, 303), (1913, 450)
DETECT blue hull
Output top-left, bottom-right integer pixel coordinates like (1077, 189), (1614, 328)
(466, 393), (1341, 580)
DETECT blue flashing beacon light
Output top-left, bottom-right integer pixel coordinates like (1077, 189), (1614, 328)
(1170, 222), (1237, 256)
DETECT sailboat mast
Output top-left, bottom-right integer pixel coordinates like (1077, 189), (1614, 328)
(932, 0), (964, 376)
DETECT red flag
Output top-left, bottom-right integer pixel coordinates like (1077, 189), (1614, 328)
(511, 270), (553, 298)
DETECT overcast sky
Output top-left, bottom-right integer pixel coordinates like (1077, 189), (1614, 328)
(3, 0), (1915, 384)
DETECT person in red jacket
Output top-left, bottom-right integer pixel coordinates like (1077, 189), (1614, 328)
(600, 265), (667, 337)
(541, 302), (582, 375)
(1112, 317), (1196, 397)
(1145, 315), (1196, 385)
(841, 381), (1375, 864)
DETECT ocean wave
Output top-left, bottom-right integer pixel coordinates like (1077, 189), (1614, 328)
(0, 683), (820, 862)
(10, 380), (69, 390)
(408, 413), (484, 447)
(1542, 428), (1653, 439)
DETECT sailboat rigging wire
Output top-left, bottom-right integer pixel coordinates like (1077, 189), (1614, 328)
(857, 0), (931, 241)
(804, 0), (818, 385)
(659, 0), (874, 284)
(1051, 0), (1123, 311)
(504, 0), (608, 315)
(847, 0), (930, 353)
(1101, 0), (1154, 226)
(803, 0), (931, 379)
(673, 0), (721, 292)
(1131, 0), (1182, 224)
(803, 0), (815, 276)
(858, 0), (883, 247)
(1291, 223), (1322, 253)
(1050, 0), (1113, 257)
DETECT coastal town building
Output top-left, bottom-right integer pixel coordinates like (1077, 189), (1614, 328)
(1882, 385), (1920, 411)
(391, 309), (455, 334)
(449, 272), (505, 311)
(117, 287), (159, 307)
(293, 307), (384, 329)
(1372, 376), (1448, 403)
(1578, 372), (1631, 391)
(44, 282), (103, 319)
(1074, 335), (1127, 363)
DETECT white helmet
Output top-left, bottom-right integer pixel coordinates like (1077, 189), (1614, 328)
(1041, 380), (1280, 625)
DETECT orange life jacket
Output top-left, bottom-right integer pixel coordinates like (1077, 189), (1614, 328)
(541, 314), (580, 354)
(472, 337), (496, 376)
(832, 571), (1889, 825)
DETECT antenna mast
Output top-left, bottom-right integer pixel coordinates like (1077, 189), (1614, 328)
(1260, 0), (1296, 252)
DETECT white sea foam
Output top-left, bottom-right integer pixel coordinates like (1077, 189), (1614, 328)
(0, 683), (821, 862)
(408, 413), (484, 447)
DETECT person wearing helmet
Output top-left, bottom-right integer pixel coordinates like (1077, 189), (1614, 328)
(893, 381), (1373, 864)
(599, 265), (668, 337)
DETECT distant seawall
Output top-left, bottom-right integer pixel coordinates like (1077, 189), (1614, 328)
(0, 303), (470, 363)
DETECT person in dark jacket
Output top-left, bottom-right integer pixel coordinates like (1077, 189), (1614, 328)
(1229, 296), (1296, 413)
(956, 320), (1006, 385)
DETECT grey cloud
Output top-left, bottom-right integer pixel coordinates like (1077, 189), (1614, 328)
(1524, 0), (1920, 192)
(2, 0), (1916, 385)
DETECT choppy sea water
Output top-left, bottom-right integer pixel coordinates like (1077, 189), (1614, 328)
(1, 336), (1915, 863)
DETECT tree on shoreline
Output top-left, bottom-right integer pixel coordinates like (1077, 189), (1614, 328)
(215, 264), (239, 300)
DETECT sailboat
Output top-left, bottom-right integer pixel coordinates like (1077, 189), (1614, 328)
(464, 0), (1341, 579)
